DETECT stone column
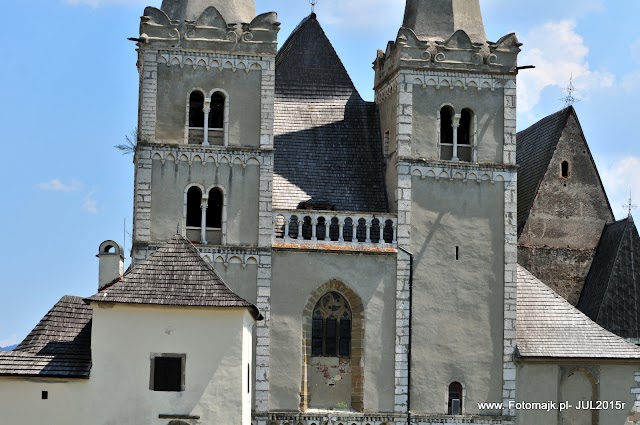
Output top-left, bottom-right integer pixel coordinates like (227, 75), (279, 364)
(452, 114), (461, 161)
(200, 199), (208, 245)
(203, 98), (211, 146)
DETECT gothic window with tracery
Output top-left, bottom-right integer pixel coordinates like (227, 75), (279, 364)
(311, 292), (352, 357)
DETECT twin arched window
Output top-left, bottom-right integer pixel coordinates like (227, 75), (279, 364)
(185, 186), (224, 244)
(440, 106), (474, 162)
(311, 292), (352, 357)
(188, 90), (226, 145)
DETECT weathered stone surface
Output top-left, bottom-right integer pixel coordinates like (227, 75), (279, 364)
(518, 246), (595, 306)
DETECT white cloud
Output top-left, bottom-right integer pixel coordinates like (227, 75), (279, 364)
(600, 156), (640, 220)
(37, 179), (82, 193)
(517, 20), (614, 113)
(82, 191), (98, 214)
(0, 334), (18, 348)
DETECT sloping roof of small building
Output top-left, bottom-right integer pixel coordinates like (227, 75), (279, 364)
(577, 216), (640, 339)
(272, 13), (388, 213)
(0, 296), (92, 377)
(517, 265), (640, 359)
(86, 235), (259, 317)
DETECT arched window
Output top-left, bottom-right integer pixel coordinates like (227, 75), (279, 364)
(440, 106), (455, 160)
(188, 91), (205, 128)
(209, 92), (225, 129)
(457, 108), (474, 162)
(186, 186), (202, 228)
(561, 161), (570, 178)
(311, 292), (352, 357)
(448, 382), (463, 415)
(206, 188), (223, 229)
(441, 106), (454, 145)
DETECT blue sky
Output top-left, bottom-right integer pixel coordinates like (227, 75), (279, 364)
(1, 0), (639, 346)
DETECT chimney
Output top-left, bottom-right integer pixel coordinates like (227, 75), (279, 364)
(97, 240), (124, 290)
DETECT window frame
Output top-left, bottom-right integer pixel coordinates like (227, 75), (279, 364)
(150, 353), (186, 392)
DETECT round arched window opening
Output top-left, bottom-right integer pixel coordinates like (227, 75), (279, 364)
(189, 91), (205, 128)
(448, 381), (463, 415)
(186, 186), (202, 227)
(311, 292), (352, 357)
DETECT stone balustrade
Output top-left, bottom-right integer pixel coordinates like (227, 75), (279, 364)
(273, 210), (397, 247)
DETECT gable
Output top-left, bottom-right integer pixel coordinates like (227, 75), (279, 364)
(518, 108), (613, 249)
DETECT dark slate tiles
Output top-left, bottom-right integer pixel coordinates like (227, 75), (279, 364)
(86, 235), (258, 317)
(517, 265), (640, 358)
(516, 107), (572, 235)
(578, 217), (640, 339)
(273, 14), (388, 212)
(0, 296), (92, 377)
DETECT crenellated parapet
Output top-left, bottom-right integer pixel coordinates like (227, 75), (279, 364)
(374, 28), (521, 87)
(139, 6), (279, 55)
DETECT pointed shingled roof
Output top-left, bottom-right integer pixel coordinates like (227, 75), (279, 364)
(578, 217), (640, 339)
(517, 265), (640, 359)
(86, 235), (259, 318)
(0, 296), (92, 377)
(273, 14), (388, 212)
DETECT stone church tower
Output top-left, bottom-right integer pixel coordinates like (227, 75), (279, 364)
(130, 0), (279, 409)
(374, 0), (521, 416)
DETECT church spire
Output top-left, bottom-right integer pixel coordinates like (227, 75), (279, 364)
(161, 0), (256, 23)
(402, 0), (487, 43)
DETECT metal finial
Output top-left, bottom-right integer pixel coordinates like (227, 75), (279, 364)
(560, 75), (580, 107)
(624, 192), (637, 217)
(310, 0), (318, 13)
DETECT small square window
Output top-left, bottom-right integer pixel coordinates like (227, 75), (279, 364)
(41, 391), (48, 400)
(150, 354), (185, 392)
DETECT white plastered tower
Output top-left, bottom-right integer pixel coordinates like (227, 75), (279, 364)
(374, 0), (521, 419)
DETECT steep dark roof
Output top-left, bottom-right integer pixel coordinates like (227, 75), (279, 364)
(517, 265), (640, 359)
(86, 235), (259, 318)
(516, 107), (572, 235)
(578, 217), (640, 339)
(0, 296), (92, 377)
(273, 14), (388, 212)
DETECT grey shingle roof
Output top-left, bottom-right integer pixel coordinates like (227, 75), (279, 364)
(517, 265), (640, 359)
(86, 235), (258, 317)
(0, 296), (92, 377)
(577, 217), (640, 339)
(273, 14), (388, 213)
(516, 107), (572, 236)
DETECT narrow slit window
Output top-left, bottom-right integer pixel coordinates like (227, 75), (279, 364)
(561, 161), (570, 178)
(186, 186), (202, 227)
(189, 91), (205, 128)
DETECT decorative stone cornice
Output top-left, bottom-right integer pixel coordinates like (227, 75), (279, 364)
(409, 161), (517, 183)
(138, 144), (269, 168)
(139, 6), (279, 55)
(375, 27), (521, 87)
(156, 50), (271, 72)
